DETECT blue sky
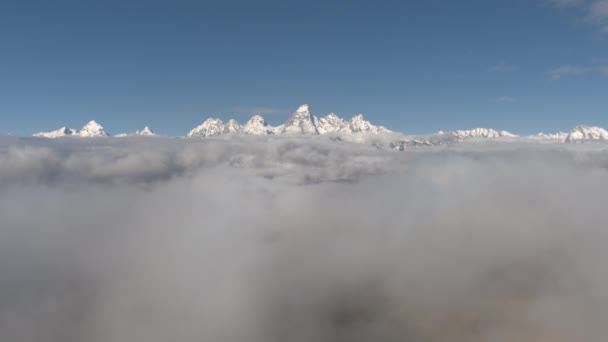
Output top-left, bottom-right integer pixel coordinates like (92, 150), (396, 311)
(1, 0), (608, 136)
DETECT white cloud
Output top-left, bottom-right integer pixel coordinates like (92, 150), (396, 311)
(2, 138), (608, 341)
(548, 65), (593, 79)
(589, 0), (608, 20)
(490, 62), (520, 73)
(546, 0), (585, 7)
(548, 65), (608, 79)
(547, 0), (608, 32)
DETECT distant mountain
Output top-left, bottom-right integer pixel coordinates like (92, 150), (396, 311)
(34, 121), (109, 138)
(242, 115), (275, 135)
(33, 127), (78, 138)
(29, 106), (608, 149)
(533, 132), (569, 142)
(115, 126), (156, 137)
(280, 104), (319, 134)
(564, 126), (608, 143)
(136, 126), (155, 136)
(186, 118), (240, 138)
(78, 121), (109, 137)
(450, 128), (518, 141)
(186, 104), (390, 138)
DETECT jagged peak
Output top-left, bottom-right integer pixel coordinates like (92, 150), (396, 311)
(79, 120), (108, 137)
(135, 126), (155, 136)
(202, 117), (224, 125)
(296, 104), (310, 114)
(186, 118), (226, 137)
(565, 125), (608, 142)
(451, 128), (517, 138)
(224, 119), (242, 133)
(82, 120), (103, 129)
(33, 126), (77, 138)
(325, 112), (340, 119)
(246, 114), (267, 124)
(282, 104), (319, 134)
(351, 113), (365, 121)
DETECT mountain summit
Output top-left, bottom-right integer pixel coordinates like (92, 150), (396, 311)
(34, 121), (109, 138)
(30, 105), (608, 148)
(281, 104), (319, 134)
(78, 121), (109, 137)
(185, 104), (390, 138)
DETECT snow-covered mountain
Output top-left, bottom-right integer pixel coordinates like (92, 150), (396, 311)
(530, 132), (568, 142)
(34, 121), (109, 138)
(342, 114), (390, 134)
(78, 121), (109, 137)
(564, 126), (608, 143)
(115, 126), (156, 137)
(28, 105), (608, 149)
(136, 126), (155, 136)
(186, 118), (228, 138)
(397, 128), (518, 147)
(315, 113), (345, 134)
(450, 128), (518, 141)
(242, 115), (275, 135)
(280, 104), (319, 134)
(185, 104), (390, 138)
(224, 119), (242, 134)
(33, 127), (78, 138)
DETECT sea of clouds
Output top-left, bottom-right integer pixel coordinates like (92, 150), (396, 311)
(1, 136), (608, 341)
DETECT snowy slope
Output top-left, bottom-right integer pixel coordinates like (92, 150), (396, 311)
(34, 121), (109, 138)
(33, 127), (78, 138)
(280, 104), (319, 134)
(186, 118), (227, 138)
(77, 121), (109, 137)
(29, 105), (608, 150)
(136, 126), (155, 136)
(565, 126), (608, 143)
(242, 115), (275, 135)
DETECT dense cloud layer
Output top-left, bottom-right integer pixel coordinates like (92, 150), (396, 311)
(1, 137), (608, 341)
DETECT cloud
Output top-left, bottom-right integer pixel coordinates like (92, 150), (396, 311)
(2, 137), (608, 341)
(546, 0), (585, 7)
(490, 62), (520, 73)
(495, 96), (516, 103)
(547, 65), (608, 79)
(588, 0), (608, 20)
(546, 0), (608, 32)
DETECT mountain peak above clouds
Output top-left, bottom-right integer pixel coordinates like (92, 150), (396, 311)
(242, 115), (275, 135)
(565, 125), (608, 143)
(451, 128), (518, 141)
(136, 126), (155, 136)
(281, 104), (319, 134)
(78, 120), (109, 137)
(34, 121), (109, 138)
(29, 105), (608, 149)
(186, 118), (227, 138)
(33, 126), (77, 138)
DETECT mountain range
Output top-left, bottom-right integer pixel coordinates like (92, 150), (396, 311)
(31, 104), (608, 147)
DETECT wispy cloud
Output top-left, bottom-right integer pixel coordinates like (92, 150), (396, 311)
(490, 62), (520, 73)
(588, 0), (608, 20)
(548, 65), (608, 79)
(496, 96), (517, 103)
(546, 0), (608, 33)
(545, 0), (585, 8)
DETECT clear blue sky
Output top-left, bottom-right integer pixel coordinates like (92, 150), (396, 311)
(1, 0), (607, 136)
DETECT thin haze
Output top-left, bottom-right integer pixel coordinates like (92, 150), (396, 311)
(1, 137), (608, 341)
(1, 0), (608, 135)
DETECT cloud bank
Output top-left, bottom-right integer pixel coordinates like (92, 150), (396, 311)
(1, 137), (608, 341)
